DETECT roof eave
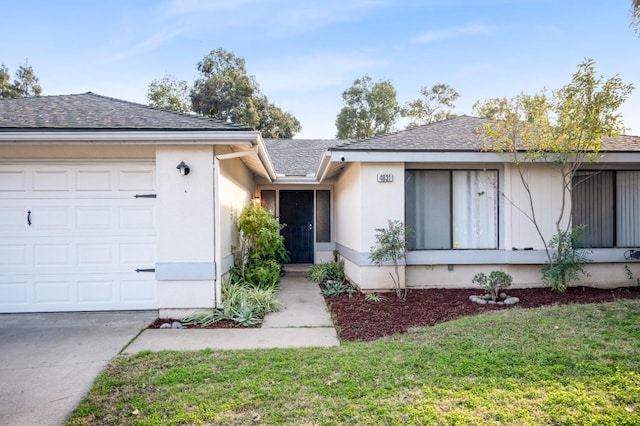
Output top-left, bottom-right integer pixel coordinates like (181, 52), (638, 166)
(0, 130), (261, 144)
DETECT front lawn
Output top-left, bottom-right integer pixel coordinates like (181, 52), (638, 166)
(68, 300), (640, 425)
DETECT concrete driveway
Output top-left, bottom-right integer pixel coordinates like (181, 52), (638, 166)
(0, 311), (156, 426)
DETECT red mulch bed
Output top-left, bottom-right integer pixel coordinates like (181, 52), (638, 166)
(324, 286), (640, 342)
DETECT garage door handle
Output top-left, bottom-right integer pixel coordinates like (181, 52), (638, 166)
(27, 210), (32, 226)
(135, 268), (155, 273)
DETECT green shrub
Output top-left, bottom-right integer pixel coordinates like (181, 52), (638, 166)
(234, 204), (289, 289)
(472, 270), (513, 301)
(365, 293), (385, 303)
(183, 280), (280, 327)
(321, 280), (348, 297)
(541, 227), (591, 293)
(307, 260), (345, 283)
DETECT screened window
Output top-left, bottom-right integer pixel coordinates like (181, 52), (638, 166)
(406, 170), (498, 249)
(572, 171), (640, 247)
(260, 190), (276, 217)
(316, 190), (331, 242)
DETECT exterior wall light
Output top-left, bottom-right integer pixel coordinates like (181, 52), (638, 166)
(176, 161), (190, 176)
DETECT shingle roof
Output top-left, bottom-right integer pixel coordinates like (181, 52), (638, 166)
(264, 138), (344, 176)
(330, 115), (640, 152)
(0, 92), (249, 131)
(332, 115), (490, 151)
(602, 135), (640, 151)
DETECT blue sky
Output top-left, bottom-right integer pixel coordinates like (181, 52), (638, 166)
(2, 0), (639, 138)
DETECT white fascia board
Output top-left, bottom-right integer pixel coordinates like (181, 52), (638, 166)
(254, 134), (277, 182)
(327, 150), (512, 163)
(272, 176), (320, 185)
(316, 151), (334, 183)
(0, 130), (260, 145)
(596, 152), (640, 163)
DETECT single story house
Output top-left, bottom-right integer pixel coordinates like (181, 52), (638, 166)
(1, 93), (639, 315)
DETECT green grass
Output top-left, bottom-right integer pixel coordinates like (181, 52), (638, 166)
(68, 300), (640, 425)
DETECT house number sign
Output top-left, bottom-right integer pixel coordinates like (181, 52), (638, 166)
(377, 173), (394, 183)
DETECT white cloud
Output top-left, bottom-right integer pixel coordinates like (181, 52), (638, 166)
(414, 24), (498, 44)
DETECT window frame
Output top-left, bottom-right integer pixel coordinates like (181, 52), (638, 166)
(405, 168), (500, 250)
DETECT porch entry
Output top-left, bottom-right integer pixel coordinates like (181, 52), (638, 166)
(279, 190), (314, 263)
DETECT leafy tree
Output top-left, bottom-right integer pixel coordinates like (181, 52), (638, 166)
(0, 61), (42, 98)
(147, 74), (191, 112)
(335, 74), (399, 138)
(190, 48), (300, 138)
(402, 83), (459, 128)
(632, 0), (640, 33)
(472, 97), (510, 119)
(253, 95), (301, 139)
(477, 59), (634, 291)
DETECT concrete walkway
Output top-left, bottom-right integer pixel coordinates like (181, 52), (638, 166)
(125, 265), (340, 353)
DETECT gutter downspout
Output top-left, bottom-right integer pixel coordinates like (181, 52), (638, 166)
(213, 145), (274, 308)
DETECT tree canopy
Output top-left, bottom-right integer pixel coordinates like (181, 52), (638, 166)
(402, 83), (459, 128)
(0, 61), (42, 98)
(335, 75), (399, 138)
(632, 0), (640, 33)
(147, 75), (190, 112)
(189, 48), (300, 138)
(476, 58), (634, 291)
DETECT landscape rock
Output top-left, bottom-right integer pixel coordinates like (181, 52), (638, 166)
(171, 321), (183, 329)
(160, 323), (171, 329)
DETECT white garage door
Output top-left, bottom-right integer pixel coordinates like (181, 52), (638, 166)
(0, 163), (157, 313)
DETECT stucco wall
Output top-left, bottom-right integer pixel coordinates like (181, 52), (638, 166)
(155, 145), (216, 313)
(407, 263), (640, 290)
(334, 163), (362, 251)
(217, 148), (255, 273)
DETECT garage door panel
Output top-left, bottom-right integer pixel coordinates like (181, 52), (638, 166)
(0, 281), (29, 305)
(0, 163), (158, 312)
(121, 278), (156, 303)
(118, 169), (155, 191)
(0, 207), (26, 231)
(0, 170), (26, 191)
(76, 206), (112, 229)
(77, 244), (113, 266)
(35, 281), (72, 304)
(33, 170), (70, 191)
(33, 206), (71, 231)
(76, 169), (112, 191)
(78, 280), (114, 303)
(34, 244), (71, 266)
(0, 245), (27, 265)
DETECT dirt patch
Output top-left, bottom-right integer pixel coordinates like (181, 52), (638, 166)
(324, 286), (640, 341)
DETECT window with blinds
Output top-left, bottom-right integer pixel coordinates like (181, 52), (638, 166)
(572, 171), (640, 247)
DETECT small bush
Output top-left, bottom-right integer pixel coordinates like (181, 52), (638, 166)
(472, 270), (513, 301)
(365, 293), (385, 303)
(321, 280), (348, 297)
(541, 227), (591, 293)
(307, 261), (345, 284)
(183, 280), (280, 327)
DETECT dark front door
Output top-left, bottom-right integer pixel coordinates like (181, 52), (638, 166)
(279, 190), (314, 263)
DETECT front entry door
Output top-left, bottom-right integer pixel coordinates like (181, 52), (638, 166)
(279, 190), (314, 263)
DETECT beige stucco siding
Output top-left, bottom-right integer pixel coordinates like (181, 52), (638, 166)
(334, 163), (362, 251)
(0, 144), (155, 159)
(359, 163), (405, 249)
(217, 149), (255, 273)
